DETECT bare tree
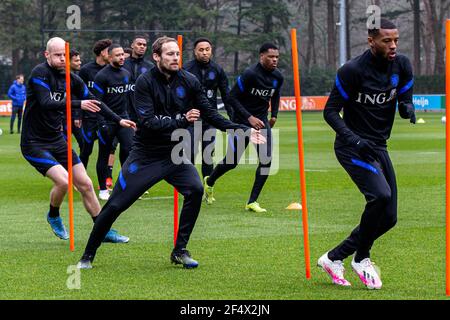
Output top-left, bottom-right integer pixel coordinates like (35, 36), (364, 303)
(305, 0), (316, 70)
(327, 0), (337, 69)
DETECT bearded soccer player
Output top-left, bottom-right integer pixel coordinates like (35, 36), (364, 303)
(77, 36), (264, 270)
(92, 44), (134, 201)
(21, 37), (135, 243)
(318, 19), (415, 290)
(78, 39), (112, 169)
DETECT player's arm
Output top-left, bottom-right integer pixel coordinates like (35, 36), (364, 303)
(323, 64), (377, 161)
(218, 67), (234, 119)
(134, 76), (189, 131)
(397, 57), (415, 124)
(269, 76), (284, 128)
(228, 70), (265, 129)
(7, 85), (17, 101)
(193, 78), (248, 132)
(72, 74), (129, 126)
(227, 71), (253, 120)
(30, 68), (81, 110)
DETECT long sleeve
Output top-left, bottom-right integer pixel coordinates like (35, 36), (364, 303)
(397, 57), (414, 101)
(218, 68), (233, 118)
(270, 77), (283, 118)
(30, 70), (81, 111)
(323, 64), (358, 143)
(193, 79), (248, 132)
(228, 71), (253, 120)
(134, 76), (189, 132)
(7, 85), (17, 100)
(72, 74), (121, 124)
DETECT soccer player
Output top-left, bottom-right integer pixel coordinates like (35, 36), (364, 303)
(203, 43), (283, 212)
(62, 49), (84, 152)
(78, 39), (112, 169)
(77, 36), (263, 270)
(123, 35), (154, 123)
(184, 37), (233, 182)
(318, 19), (415, 289)
(93, 44), (134, 201)
(21, 37), (135, 242)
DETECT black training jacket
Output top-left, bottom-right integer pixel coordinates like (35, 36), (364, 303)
(21, 62), (121, 145)
(134, 66), (248, 154)
(323, 49), (414, 149)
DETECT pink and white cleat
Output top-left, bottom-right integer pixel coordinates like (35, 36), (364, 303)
(351, 257), (382, 290)
(317, 252), (351, 287)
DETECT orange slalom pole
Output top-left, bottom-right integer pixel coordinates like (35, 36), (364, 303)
(65, 42), (75, 252)
(446, 19), (450, 296)
(173, 35), (183, 246)
(291, 28), (311, 279)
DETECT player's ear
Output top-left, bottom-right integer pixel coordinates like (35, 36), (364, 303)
(368, 37), (374, 48)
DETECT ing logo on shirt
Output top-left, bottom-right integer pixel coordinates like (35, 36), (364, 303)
(50, 92), (65, 101)
(208, 71), (216, 80)
(250, 88), (275, 98)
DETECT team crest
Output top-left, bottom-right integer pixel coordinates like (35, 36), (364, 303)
(176, 86), (186, 98)
(390, 74), (399, 87)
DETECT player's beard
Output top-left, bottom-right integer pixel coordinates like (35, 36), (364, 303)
(112, 60), (122, 68)
(160, 64), (178, 76)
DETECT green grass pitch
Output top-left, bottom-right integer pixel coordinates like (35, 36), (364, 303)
(0, 112), (446, 300)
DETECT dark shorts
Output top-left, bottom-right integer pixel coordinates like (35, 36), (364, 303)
(21, 139), (81, 176)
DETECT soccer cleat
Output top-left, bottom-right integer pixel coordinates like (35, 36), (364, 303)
(77, 254), (94, 269)
(317, 252), (351, 287)
(351, 257), (382, 290)
(77, 259), (93, 269)
(47, 214), (69, 240)
(106, 177), (113, 191)
(170, 248), (199, 269)
(203, 176), (215, 204)
(103, 229), (129, 243)
(98, 189), (110, 201)
(245, 202), (267, 213)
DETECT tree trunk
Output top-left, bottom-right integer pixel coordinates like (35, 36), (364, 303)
(305, 0), (315, 70)
(346, 0), (351, 60)
(327, 0), (336, 69)
(234, 0), (242, 75)
(413, 0), (421, 75)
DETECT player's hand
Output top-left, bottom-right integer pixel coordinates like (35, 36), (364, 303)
(119, 119), (137, 130)
(186, 109), (200, 123)
(353, 137), (378, 162)
(398, 102), (416, 124)
(269, 117), (277, 128)
(250, 128), (267, 145)
(74, 119), (82, 128)
(248, 116), (265, 130)
(81, 100), (101, 113)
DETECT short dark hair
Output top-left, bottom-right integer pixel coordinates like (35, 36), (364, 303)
(132, 34), (147, 42)
(108, 43), (123, 55)
(368, 18), (397, 37)
(124, 47), (133, 55)
(16, 74), (24, 80)
(152, 36), (177, 56)
(69, 49), (80, 59)
(193, 37), (212, 49)
(259, 43), (278, 54)
(93, 39), (112, 56)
